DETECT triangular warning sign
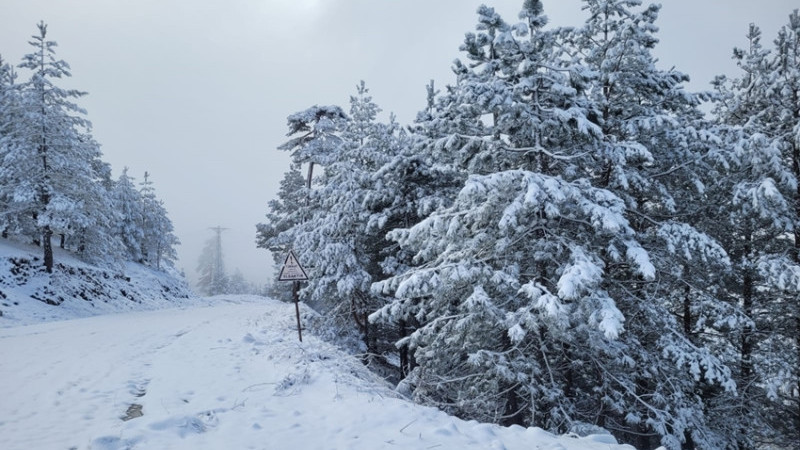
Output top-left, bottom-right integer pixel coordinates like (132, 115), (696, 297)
(278, 250), (309, 281)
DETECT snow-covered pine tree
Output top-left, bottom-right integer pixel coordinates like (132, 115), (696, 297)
(256, 105), (347, 303)
(710, 14), (800, 448)
(0, 55), (21, 239)
(256, 163), (306, 270)
(279, 105), (347, 170)
(111, 168), (146, 262)
(569, 2), (740, 447)
(372, 0), (647, 431)
(373, 2), (737, 448)
(0, 22), (120, 271)
(0, 54), (15, 117)
(765, 12), (800, 443)
(138, 172), (179, 270)
(226, 269), (255, 295)
(364, 90), (464, 376)
(0, 55), (19, 149)
(289, 83), (400, 350)
(65, 151), (125, 266)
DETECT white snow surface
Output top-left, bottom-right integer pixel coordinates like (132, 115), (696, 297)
(0, 243), (636, 450)
(0, 297), (640, 450)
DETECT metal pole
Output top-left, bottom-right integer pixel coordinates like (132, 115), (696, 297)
(292, 159), (314, 341)
(293, 280), (303, 342)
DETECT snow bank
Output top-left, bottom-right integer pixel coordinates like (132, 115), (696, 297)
(0, 239), (196, 326)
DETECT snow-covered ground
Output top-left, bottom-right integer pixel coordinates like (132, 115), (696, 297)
(0, 239), (195, 327)
(0, 296), (636, 450)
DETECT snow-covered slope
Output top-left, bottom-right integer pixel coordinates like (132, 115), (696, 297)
(0, 239), (195, 326)
(0, 296), (635, 450)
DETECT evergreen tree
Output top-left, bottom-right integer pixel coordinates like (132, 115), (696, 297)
(138, 172), (179, 269)
(255, 105), (347, 302)
(374, 0), (620, 431)
(227, 269), (255, 295)
(290, 83), (395, 348)
(256, 164), (306, 268)
(364, 127), (462, 375)
(573, 2), (741, 447)
(111, 168), (146, 262)
(247, 2), (799, 447)
(258, 89), (413, 352)
(0, 54), (19, 149)
(372, 3), (736, 448)
(0, 55), (21, 239)
(711, 13), (800, 448)
(66, 152), (125, 266)
(766, 11), (800, 444)
(0, 22), (116, 271)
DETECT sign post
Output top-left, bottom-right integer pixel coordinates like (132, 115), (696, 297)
(278, 250), (309, 342)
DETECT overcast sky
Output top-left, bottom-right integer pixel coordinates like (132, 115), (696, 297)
(1, 0), (796, 288)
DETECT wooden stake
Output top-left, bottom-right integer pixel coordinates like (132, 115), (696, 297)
(293, 280), (302, 342)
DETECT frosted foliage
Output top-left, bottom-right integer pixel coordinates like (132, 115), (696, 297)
(728, 133), (795, 230)
(507, 323), (526, 344)
(519, 281), (566, 325)
(757, 256), (800, 291)
(704, 10), (800, 448)
(733, 178), (787, 214)
(279, 105), (347, 166)
(623, 240), (655, 280)
(592, 294), (624, 339)
(373, 164), (690, 434)
(395, 268), (443, 301)
(661, 335), (735, 392)
(657, 222), (729, 266)
(557, 248), (603, 301)
(138, 174), (179, 269)
(260, 84), (421, 350)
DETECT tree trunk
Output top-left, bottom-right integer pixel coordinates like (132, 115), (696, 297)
(399, 319), (410, 378)
(793, 315), (800, 446)
(682, 430), (696, 450)
(500, 385), (525, 427)
(741, 271), (754, 382)
(791, 101), (800, 449)
(364, 309), (372, 355)
(499, 331), (525, 427)
(43, 226), (53, 273)
(683, 284), (692, 339)
(741, 233), (754, 384)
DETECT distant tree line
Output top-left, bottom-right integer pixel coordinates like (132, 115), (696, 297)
(0, 22), (179, 272)
(196, 227), (259, 296)
(257, 1), (799, 449)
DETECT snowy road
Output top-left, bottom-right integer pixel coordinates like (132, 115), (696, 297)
(0, 297), (634, 450)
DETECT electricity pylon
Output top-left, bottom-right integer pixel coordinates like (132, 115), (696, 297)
(209, 226), (228, 293)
